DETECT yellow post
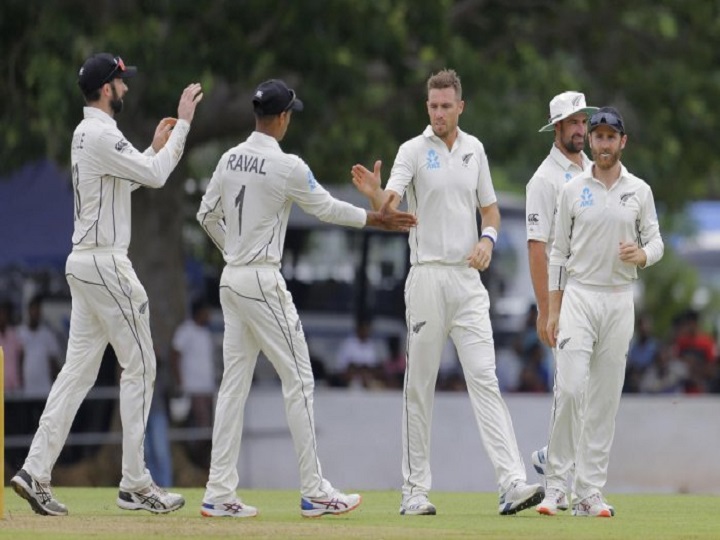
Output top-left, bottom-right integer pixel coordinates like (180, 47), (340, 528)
(1, 346), (4, 519)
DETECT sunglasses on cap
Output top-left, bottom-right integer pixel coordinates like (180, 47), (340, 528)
(283, 89), (297, 112)
(100, 56), (127, 86)
(589, 111), (625, 133)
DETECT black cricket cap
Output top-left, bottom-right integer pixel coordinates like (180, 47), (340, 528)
(78, 53), (137, 94)
(589, 106), (626, 134)
(252, 79), (304, 116)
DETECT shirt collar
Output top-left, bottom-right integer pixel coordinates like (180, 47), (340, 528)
(549, 144), (591, 171)
(83, 106), (117, 127)
(247, 130), (282, 150)
(578, 163), (630, 185)
(422, 125), (465, 150)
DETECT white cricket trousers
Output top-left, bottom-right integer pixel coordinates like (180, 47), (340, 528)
(24, 250), (156, 491)
(402, 265), (526, 500)
(203, 266), (333, 504)
(545, 281), (634, 500)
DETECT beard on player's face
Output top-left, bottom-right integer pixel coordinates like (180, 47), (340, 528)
(591, 146), (622, 170)
(109, 82), (124, 114)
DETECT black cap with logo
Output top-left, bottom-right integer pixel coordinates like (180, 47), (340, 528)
(252, 79), (304, 116)
(78, 53), (137, 94)
(589, 106), (626, 134)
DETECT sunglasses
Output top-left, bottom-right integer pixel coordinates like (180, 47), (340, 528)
(100, 56), (127, 86)
(283, 89), (297, 112)
(589, 111), (625, 133)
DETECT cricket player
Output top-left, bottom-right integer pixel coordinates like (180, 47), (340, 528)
(11, 52), (202, 516)
(537, 107), (664, 517)
(197, 78), (416, 518)
(352, 69), (544, 516)
(526, 91), (597, 512)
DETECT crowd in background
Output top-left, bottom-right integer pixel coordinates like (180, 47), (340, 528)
(3, 296), (720, 400)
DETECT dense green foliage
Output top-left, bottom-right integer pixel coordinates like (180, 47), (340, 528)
(3, 0), (719, 340)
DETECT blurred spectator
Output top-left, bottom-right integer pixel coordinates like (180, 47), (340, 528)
(145, 347), (173, 487)
(511, 304), (552, 391)
(674, 309), (717, 365)
(624, 314), (660, 393)
(383, 335), (406, 389)
(335, 317), (384, 389)
(0, 300), (23, 392)
(17, 295), (62, 398)
(516, 342), (550, 393)
(170, 299), (216, 467)
(639, 346), (688, 394)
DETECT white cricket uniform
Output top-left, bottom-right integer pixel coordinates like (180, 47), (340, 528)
(546, 164), (663, 499)
(526, 145), (592, 256)
(23, 107), (191, 491)
(386, 126), (527, 499)
(198, 131), (366, 503)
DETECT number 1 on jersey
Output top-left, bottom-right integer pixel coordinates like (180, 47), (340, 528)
(235, 186), (246, 237)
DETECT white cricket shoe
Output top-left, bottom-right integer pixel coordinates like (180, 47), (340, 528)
(400, 493), (437, 516)
(531, 447), (570, 510)
(11, 469), (68, 516)
(531, 446), (548, 476)
(536, 487), (568, 516)
(498, 480), (544, 515)
(201, 498), (258, 518)
(300, 489), (361, 517)
(117, 483), (184, 514)
(572, 492), (614, 517)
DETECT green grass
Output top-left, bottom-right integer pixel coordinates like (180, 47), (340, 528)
(1, 488), (718, 539)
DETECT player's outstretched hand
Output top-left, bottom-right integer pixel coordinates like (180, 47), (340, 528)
(177, 83), (203, 123)
(352, 160), (383, 199)
(366, 197), (416, 232)
(151, 117), (177, 152)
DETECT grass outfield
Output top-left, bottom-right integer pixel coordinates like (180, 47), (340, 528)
(1, 488), (718, 539)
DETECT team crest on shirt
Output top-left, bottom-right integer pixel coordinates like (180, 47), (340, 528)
(619, 192), (636, 206)
(461, 153), (473, 167)
(115, 139), (130, 153)
(564, 172), (573, 181)
(580, 187), (594, 208)
(307, 170), (318, 191)
(426, 149), (440, 170)
(527, 213), (539, 225)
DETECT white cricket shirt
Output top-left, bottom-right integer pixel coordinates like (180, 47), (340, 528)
(386, 126), (497, 266)
(526, 144), (591, 257)
(70, 107), (190, 252)
(198, 131), (367, 267)
(549, 164), (664, 287)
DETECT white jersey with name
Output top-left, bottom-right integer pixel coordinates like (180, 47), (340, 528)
(70, 107), (190, 252)
(197, 131), (367, 267)
(549, 164), (664, 286)
(386, 126), (497, 266)
(526, 145), (591, 257)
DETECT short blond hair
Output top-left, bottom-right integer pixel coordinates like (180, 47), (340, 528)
(427, 69), (462, 100)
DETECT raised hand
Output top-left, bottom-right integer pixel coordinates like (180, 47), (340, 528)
(151, 117), (177, 152)
(177, 83), (203, 123)
(352, 160), (383, 199)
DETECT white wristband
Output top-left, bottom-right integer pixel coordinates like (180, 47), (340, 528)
(481, 226), (498, 246)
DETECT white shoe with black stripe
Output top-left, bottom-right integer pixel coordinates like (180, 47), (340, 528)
(117, 483), (185, 514)
(11, 469), (68, 516)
